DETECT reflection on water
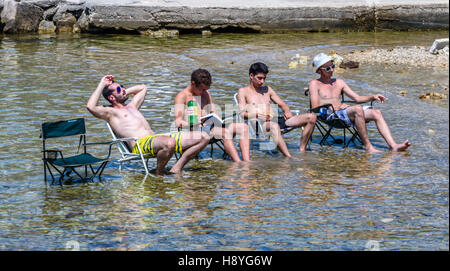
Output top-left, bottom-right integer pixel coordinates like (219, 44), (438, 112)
(0, 31), (448, 250)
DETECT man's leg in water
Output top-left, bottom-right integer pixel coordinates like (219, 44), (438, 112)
(363, 108), (411, 151)
(262, 121), (291, 157)
(229, 122), (250, 161)
(285, 113), (316, 152)
(210, 126), (241, 162)
(169, 131), (210, 174)
(212, 123), (251, 162)
(150, 136), (176, 175)
(346, 105), (380, 153)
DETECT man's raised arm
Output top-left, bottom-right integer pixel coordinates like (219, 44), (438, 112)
(126, 84), (147, 109)
(86, 75), (113, 120)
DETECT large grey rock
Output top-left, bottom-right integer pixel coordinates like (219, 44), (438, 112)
(26, 0), (59, 9)
(54, 3), (84, 19)
(441, 46), (449, 56)
(38, 19), (56, 33)
(85, 6), (159, 32)
(82, 5), (374, 33)
(375, 4), (449, 30)
(1, 1), (449, 34)
(1, 0), (44, 33)
(429, 38), (449, 54)
(73, 8), (88, 31)
(78, 4), (448, 34)
(43, 5), (58, 20)
(53, 10), (76, 32)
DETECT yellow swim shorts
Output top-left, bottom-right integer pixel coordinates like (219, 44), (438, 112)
(132, 132), (183, 156)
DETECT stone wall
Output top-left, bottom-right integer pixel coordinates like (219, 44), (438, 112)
(0, 0), (448, 35)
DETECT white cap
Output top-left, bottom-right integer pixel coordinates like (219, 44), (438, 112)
(312, 53), (333, 73)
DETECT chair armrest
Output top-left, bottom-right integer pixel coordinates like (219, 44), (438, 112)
(83, 141), (114, 146)
(112, 137), (138, 142)
(343, 100), (374, 106)
(84, 141), (115, 160)
(42, 149), (63, 161)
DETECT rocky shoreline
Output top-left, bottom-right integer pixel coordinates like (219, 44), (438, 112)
(343, 45), (449, 68)
(0, 0), (448, 35)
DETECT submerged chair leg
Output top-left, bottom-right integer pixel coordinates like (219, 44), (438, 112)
(43, 161), (48, 184)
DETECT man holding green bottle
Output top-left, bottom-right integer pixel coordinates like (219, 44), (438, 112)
(174, 69), (251, 162)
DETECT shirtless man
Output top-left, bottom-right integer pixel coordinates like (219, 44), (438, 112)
(308, 53), (411, 152)
(174, 69), (250, 162)
(237, 62), (317, 157)
(87, 75), (210, 175)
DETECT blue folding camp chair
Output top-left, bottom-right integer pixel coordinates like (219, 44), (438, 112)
(41, 118), (113, 185)
(305, 88), (374, 148)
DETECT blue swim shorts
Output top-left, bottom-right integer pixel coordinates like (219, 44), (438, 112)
(327, 107), (354, 127)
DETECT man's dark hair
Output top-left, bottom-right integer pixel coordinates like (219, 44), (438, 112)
(102, 86), (114, 103)
(249, 62), (269, 75)
(191, 69), (212, 87)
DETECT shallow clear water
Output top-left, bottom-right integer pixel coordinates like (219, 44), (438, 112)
(0, 31), (448, 250)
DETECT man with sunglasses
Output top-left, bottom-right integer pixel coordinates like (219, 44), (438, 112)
(237, 62), (317, 157)
(87, 75), (210, 175)
(174, 69), (251, 162)
(308, 53), (411, 152)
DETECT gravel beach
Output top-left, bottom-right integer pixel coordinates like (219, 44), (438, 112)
(343, 46), (449, 68)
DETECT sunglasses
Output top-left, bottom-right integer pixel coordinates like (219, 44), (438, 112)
(115, 85), (124, 93)
(111, 80), (124, 93)
(321, 63), (335, 72)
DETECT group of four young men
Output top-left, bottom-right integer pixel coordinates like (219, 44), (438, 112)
(87, 53), (411, 175)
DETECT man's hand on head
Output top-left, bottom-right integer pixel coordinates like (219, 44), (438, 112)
(101, 75), (114, 87)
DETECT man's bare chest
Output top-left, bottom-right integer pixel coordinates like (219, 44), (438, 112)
(113, 106), (145, 123)
(247, 92), (270, 105)
(186, 93), (210, 110)
(318, 85), (342, 100)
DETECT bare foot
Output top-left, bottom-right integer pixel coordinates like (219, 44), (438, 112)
(169, 168), (182, 174)
(367, 146), (382, 153)
(288, 156), (302, 161)
(391, 140), (411, 152)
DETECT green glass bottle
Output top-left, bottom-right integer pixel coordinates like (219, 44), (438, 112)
(187, 99), (198, 126)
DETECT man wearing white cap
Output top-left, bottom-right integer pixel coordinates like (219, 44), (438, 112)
(308, 53), (411, 152)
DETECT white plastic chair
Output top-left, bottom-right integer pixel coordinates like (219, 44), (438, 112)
(233, 93), (303, 152)
(106, 122), (152, 175)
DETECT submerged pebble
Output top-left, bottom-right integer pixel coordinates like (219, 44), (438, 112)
(419, 92), (447, 100)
